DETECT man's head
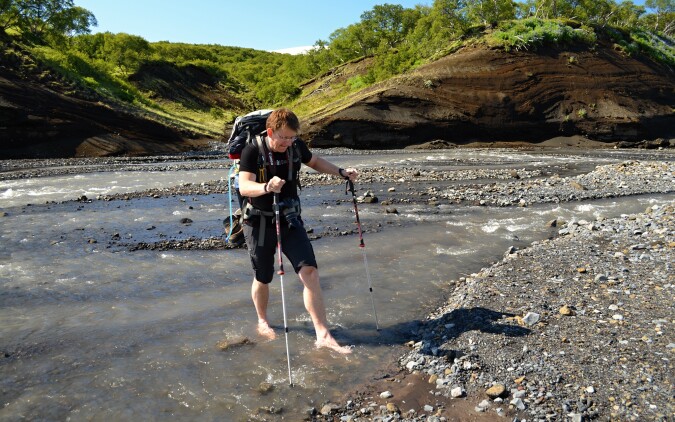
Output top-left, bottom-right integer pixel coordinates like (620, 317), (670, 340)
(266, 108), (300, 153)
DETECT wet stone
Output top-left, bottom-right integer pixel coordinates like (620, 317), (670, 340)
(216, 336), (253, 351)
(257, 382), (274, 394)
(320, 403), (338, 415)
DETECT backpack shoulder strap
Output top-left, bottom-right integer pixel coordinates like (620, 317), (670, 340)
(253, 134), (270, 182)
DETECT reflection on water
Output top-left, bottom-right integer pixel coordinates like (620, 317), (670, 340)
(1, 150), (673, 420)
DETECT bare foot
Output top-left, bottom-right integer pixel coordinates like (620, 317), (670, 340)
(315, 337), (353, 354)
(257, 321), (276, 340)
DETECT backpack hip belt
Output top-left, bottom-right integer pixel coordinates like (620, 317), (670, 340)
(242, 198), (301, 247)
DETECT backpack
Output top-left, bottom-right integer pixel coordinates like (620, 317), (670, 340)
(224, 109), (303, 244)
(225, 109), (274, 159)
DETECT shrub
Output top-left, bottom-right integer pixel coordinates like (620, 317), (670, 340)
(347, 75), (369, 90)
(489, 18), (596, 52)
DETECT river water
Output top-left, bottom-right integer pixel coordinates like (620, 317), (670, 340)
(0, 149), (673, 421)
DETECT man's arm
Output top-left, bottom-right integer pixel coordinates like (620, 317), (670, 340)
(239, 171), (285, 196)
(306, 155), (358, 181)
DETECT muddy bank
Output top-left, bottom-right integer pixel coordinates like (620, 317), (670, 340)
(303, 44), (675, 149)
(0, 47), (210, 159)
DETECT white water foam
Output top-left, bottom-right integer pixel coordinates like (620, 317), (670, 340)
(481, 222), (500, 233)
(435, 246), (478, 256)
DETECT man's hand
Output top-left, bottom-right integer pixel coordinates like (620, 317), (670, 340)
(266, 176), (285, 193)
(341, 168), (358, 182)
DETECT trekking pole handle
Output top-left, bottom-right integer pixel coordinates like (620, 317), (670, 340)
(345, 179), (365, 248)
(345, 178), (355, 195)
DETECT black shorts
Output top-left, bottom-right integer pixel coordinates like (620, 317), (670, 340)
(243, 217), (317, 284)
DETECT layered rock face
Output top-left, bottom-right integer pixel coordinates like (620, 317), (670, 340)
(303, 44), (675, 148)
(0, 74), (200, 158)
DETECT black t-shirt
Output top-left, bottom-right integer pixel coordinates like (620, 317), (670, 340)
(239, 137), (312, 212)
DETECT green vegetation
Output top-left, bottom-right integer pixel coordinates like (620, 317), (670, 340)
(488, 18), (597, 51)
(1, 0), (673, 133)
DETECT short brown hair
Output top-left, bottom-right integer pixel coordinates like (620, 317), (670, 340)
(266, 108), (300, 132)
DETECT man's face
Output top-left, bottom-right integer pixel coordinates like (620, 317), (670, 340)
(267, 126), (297, 153)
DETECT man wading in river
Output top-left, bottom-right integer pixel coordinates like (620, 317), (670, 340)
(238, 108), (356, 354)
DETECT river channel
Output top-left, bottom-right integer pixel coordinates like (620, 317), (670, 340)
(1, 148), (673, 420)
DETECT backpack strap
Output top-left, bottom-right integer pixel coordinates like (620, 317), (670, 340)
(292, 141), (302, 191)
(241, 198), (275, 247)
(254, 134), (269, 183)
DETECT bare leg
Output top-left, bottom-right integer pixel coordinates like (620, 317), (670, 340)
(251, 278), (276, 339)
(298, 266), (352, 354)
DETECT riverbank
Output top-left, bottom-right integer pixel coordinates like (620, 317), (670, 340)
(1, 149), (673, 421)
(311, 195), (674, 420)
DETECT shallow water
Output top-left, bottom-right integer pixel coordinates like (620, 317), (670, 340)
(1, 149), (673, 420)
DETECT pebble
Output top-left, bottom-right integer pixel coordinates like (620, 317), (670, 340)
(257, 382), (274, 394)
(510, 397), (526, 410)
(485, 384), (506, 398)
(523, 312), (541, 326)
(380, 391), (393, 399)
(216, 336), (253, 351)
(386, 403), (399, 413)
(321, 403), (338, 415)
(559, 305), (575, 316)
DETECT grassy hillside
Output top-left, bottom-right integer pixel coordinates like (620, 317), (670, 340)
(1, 0), (673, 155)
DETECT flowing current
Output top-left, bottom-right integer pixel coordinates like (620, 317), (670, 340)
(1, 149), (673, 420)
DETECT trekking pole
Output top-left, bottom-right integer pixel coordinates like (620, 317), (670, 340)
(273, 193), (293, 386)
(226, 164), (235, 242)
(345, 178), (380, 331)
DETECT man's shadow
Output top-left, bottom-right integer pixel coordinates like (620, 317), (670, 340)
(327, 306), (531, 359)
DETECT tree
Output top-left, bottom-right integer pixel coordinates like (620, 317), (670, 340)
(608, 1), (646, 29)
(645, 0), (675, 34)
(0, 0), (96, 42)
(465, 0), (517, 26)
(360, 3), (419, 49)
(50, 5), (96, 37)
(1, 0), (20, 33)
(328, 23), (378, 62)
(431, 0), (471, 34)
(101, 32), (152, 75)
